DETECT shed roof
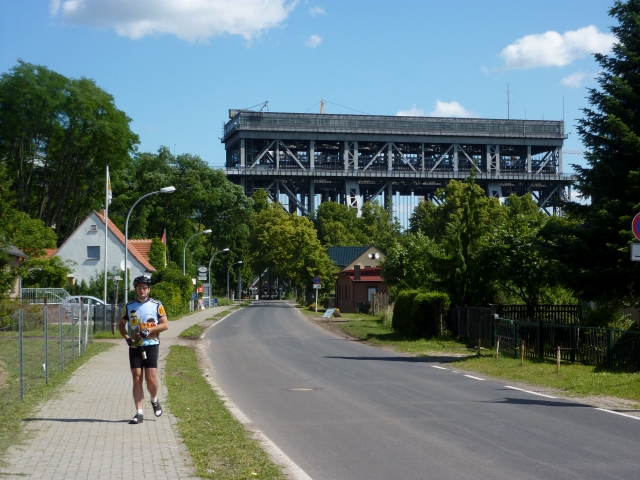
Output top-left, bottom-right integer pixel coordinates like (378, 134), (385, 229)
(327, 245), (371, 267)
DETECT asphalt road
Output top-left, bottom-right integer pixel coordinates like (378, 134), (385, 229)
(204, 301), (640, 480)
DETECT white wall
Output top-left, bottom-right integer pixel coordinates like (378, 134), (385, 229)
(55, 212), (151, 288)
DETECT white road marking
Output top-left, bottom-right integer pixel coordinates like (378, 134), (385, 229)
(595, 408), (640, 421)
(431, 366), (448, 370)
(464, 375), (485, 381)
(505, 385), (556, 398)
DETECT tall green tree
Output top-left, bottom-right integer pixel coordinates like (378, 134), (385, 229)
(250, 202), (335, 289)
(0, 60), (138, 241)
(484, 194), (555, 309)
(314, 202), (369, 246)
(546, 0), (640, 305)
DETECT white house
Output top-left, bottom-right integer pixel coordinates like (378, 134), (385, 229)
(53, 210), (156, 288)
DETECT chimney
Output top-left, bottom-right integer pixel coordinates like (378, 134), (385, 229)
(354, 265), (361, 280)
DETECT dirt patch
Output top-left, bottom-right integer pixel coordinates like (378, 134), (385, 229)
(297, 310), (640, 417)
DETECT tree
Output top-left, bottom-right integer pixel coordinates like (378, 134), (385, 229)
(484, 194), (555, 309)
(0, 61), (139, 241)
(314, 202), (369, 246)
(547, 0), (640, 305)
(21, 256), (75, 288)
(358, 201), (402, 252)
(148, 237), (166, 270)
(250, 202), (335, 289)
(107, 148), (252, 280)
(412, 176), (504, 305)
(3, 210), (57, 257)
(380, 233), (443, 293)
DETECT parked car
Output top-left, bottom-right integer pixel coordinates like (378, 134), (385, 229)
(62, 295), (105, 307)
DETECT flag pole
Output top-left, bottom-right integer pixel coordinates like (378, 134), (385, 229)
(104, 165), (111, 305)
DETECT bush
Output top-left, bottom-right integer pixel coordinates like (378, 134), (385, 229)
(392, 290), (420, 333)
(151, 268), (192, 309)
(392, 290), (450, 337)
(151, 282), (188, 317)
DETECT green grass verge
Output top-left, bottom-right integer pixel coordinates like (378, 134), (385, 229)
(165, 345), (286, 479)
(452, 353), (640, 402)
(179, 324), (204, 339)
(331, 315), (640, 405)
(0, 341), (115, 465)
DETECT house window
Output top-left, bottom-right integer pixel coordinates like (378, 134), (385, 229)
(87, 246), (100, 259)
(90, 224), (97, 231)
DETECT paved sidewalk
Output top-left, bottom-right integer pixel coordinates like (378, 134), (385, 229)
(0, 305), (235, 479)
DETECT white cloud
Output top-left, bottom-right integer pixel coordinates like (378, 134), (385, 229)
(560, 71), (589, 88)
(305, 34), (322, 47)
(500, 25), (615, 69)
(310, 6), (326, 16)
(428, 100), (475, 118)
(49, 0), (299, 42)
(396, 105), (424, 117)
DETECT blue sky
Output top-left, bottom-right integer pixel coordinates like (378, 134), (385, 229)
(0, 0), (616, 172)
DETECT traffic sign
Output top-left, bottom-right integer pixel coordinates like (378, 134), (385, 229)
(313, 276), (321, 284)
(313, 284), (322, 289)
(632, 243), (640, 262)
(633, 213), (640, 241)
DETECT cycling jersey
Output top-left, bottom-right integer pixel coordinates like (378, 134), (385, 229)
(122, 298), (166, 347)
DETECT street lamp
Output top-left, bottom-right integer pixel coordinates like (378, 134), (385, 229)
(208, 248), (230, 287)
(227, 260), (242, 301)
(124, 186), (176, 303)
(182, 229), (213, 275)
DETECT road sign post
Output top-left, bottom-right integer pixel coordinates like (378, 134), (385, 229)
(314, 283), (321, 312)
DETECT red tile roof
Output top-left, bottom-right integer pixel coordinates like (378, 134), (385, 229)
(94, 211), (156, 272)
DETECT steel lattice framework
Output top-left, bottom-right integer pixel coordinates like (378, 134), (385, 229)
(222, 111), (575, 218)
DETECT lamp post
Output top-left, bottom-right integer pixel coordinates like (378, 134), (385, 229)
(227, 260), (242, 301)
(208, 248), (229, 287)
(182, 229), (212, 276)
(124, 186), (176, 304)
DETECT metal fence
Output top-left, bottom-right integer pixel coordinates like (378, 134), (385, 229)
(497, 304), (581, 325)
(452, 305), (640, 371)
(495, 320), (640, 371)
(452, 306), (497, 349)
(0, 303), (117, 402)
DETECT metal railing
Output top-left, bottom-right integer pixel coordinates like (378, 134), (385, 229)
(225, 167), (576, 182)
(224, 112), (566, 140)
(20, 288), (69, 303)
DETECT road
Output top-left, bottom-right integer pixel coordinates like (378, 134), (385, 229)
(203, 301), (640, 480)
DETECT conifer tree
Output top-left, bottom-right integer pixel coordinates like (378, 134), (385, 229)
(552, 0), (640, 304)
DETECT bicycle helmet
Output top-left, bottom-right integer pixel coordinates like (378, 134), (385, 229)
(133, 275), (152, 287)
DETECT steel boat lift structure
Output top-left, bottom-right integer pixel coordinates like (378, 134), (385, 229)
(222, 110), (575, 219)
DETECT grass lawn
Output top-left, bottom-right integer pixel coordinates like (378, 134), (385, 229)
(165, 345), (286, 480)
(317, 309), (640, 406)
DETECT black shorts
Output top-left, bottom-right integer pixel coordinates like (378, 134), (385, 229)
(129, 344), (159, 369)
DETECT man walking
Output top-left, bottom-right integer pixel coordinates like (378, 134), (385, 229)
(119, 275), (168, 424)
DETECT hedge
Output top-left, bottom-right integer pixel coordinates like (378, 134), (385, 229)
(392, 290), (450, 337)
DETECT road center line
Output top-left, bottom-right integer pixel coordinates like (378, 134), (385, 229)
(505, 385), (556, 398)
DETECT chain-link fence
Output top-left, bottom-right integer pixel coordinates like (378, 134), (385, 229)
(0, 303), (107, 402)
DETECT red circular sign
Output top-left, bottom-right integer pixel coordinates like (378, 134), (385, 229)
(633, 213), (640, 241)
